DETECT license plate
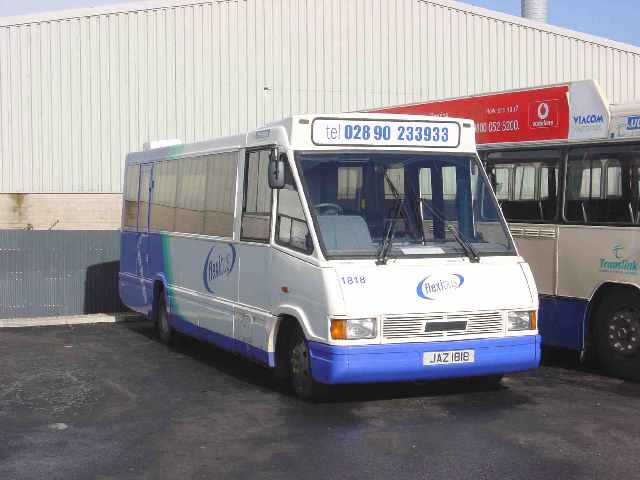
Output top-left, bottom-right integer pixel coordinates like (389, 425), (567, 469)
(423, 349), (475, 366)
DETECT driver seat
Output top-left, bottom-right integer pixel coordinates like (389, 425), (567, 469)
(317, 215), (375, 252)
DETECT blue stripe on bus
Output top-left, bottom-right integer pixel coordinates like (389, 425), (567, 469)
(119, 230), (275, 368)
(169, 314), (276, 368)
(308, 335), (541, 384)
(538, 296), (588, 350)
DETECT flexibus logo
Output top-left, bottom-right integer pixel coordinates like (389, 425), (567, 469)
(599, 243), (638, 275)
(203, 244), (237, 293)
(416, 273), (465, 300)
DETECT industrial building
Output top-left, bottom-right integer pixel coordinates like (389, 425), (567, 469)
(1, 0), (640, 318)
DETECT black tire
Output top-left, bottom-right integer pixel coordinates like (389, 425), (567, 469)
(288, 327), (328, 400)
(594, 289), (640, 381)
(156, 292), (173, 344)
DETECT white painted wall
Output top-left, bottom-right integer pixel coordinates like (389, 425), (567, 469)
(1, 0), (639, 193)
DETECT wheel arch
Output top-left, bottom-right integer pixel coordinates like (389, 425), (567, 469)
(270, 305), (316, 344)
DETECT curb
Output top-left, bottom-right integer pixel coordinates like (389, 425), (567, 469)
(0, 313), (144, 328)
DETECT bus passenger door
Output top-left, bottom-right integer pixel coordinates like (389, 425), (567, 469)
(137, 163), (154, 315)
(235, 148), (274, 359)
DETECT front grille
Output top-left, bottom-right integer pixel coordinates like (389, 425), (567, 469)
(382, 311), (505, 341)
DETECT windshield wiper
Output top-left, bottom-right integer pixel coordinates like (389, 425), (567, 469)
(376, 169), (404, 265)
(376, 196), (402, 265)
(418, 197), (480, 263)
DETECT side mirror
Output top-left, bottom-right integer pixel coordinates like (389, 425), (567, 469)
(268, 151), (286, 189)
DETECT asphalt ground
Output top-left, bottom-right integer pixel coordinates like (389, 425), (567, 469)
(1, 322), (640, 480)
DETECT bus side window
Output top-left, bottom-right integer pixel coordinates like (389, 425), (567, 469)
(139, 164), (153, 231)
(123, 164), (140, 230)
(175, 157), (207, 234)
(383, 167), (405, 200)
(150, 160), (178, 232)
(383, 166), (406, 235)
(204, 152), (237, 238)
(486, 150), (560, 223)
(492, 167), (511, 201)
(514, 165), (536, 201)
(539, 164), (559, 220)
(337, 167), (363, 201)
(606, 161), (623, 197)
(511, 164), (538, 219)
(241, 150), (272, 242)
(276, 162), (312, 254)
(566, 145), (640, 224)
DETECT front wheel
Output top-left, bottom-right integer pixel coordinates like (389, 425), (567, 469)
(595, 290), (640, 381)
(289, 328), (328, 401)
(156, 293), (173, 344)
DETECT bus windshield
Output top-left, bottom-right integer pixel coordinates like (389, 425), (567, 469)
(296, 151), (515, 260)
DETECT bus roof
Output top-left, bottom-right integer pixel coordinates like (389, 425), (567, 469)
(127, 113), (478, 164)
(371, 79), (640, 147)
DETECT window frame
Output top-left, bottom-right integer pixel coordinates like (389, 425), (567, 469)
(562, 142), (640, 226)
(139, 151), (240, 239)
(483, 147), (563, 224)
(337, 166), (364, 200)
(149, 159), (178, 233)
(122, 163), (141, 232)
(274, 159), (314, 255)
(202, 151), (239, 239)
(604, 160), (623, 199)
(173, 154), (208, 236)
(138, 163), (153, 233)
(295, 149), (515, 261)
(240, 146), (275, 244)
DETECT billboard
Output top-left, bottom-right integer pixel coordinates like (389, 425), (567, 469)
(372, 80), (610, 145)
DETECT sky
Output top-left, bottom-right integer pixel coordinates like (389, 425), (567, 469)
(467, 0), (639, 46)
(1, 0), (639, 47)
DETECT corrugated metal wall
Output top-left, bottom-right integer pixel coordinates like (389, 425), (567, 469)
(1, 0), (640, 194)
(0, 230), (124, 318)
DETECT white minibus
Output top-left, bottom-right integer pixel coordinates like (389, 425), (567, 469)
(119, 113), (540, 399)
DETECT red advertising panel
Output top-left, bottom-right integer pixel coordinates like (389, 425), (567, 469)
(373, 85), (570, 144)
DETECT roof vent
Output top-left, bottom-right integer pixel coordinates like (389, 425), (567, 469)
(143, 139), (182, 151)
(521, 0), (548, 23)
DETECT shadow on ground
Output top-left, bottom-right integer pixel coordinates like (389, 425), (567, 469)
(123, 320), (535, 405)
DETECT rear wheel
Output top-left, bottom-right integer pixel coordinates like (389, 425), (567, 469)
(595, 289), (640, 381)
(289, 327), (328, 401)
(156, 293), (173, 344)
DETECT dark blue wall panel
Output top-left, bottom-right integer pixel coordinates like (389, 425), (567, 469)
(0, 230), (126, 318)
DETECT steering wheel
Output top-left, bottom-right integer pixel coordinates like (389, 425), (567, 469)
(315, 203), (344, 215)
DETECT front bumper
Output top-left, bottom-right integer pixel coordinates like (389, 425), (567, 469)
(308, 335), (541, 384)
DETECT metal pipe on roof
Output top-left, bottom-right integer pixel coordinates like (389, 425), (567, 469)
(521, 0), (548, 23)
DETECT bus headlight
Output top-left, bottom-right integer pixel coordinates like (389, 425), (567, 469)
(331, 318), (377, 340)
(508, 311), (537, 331)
